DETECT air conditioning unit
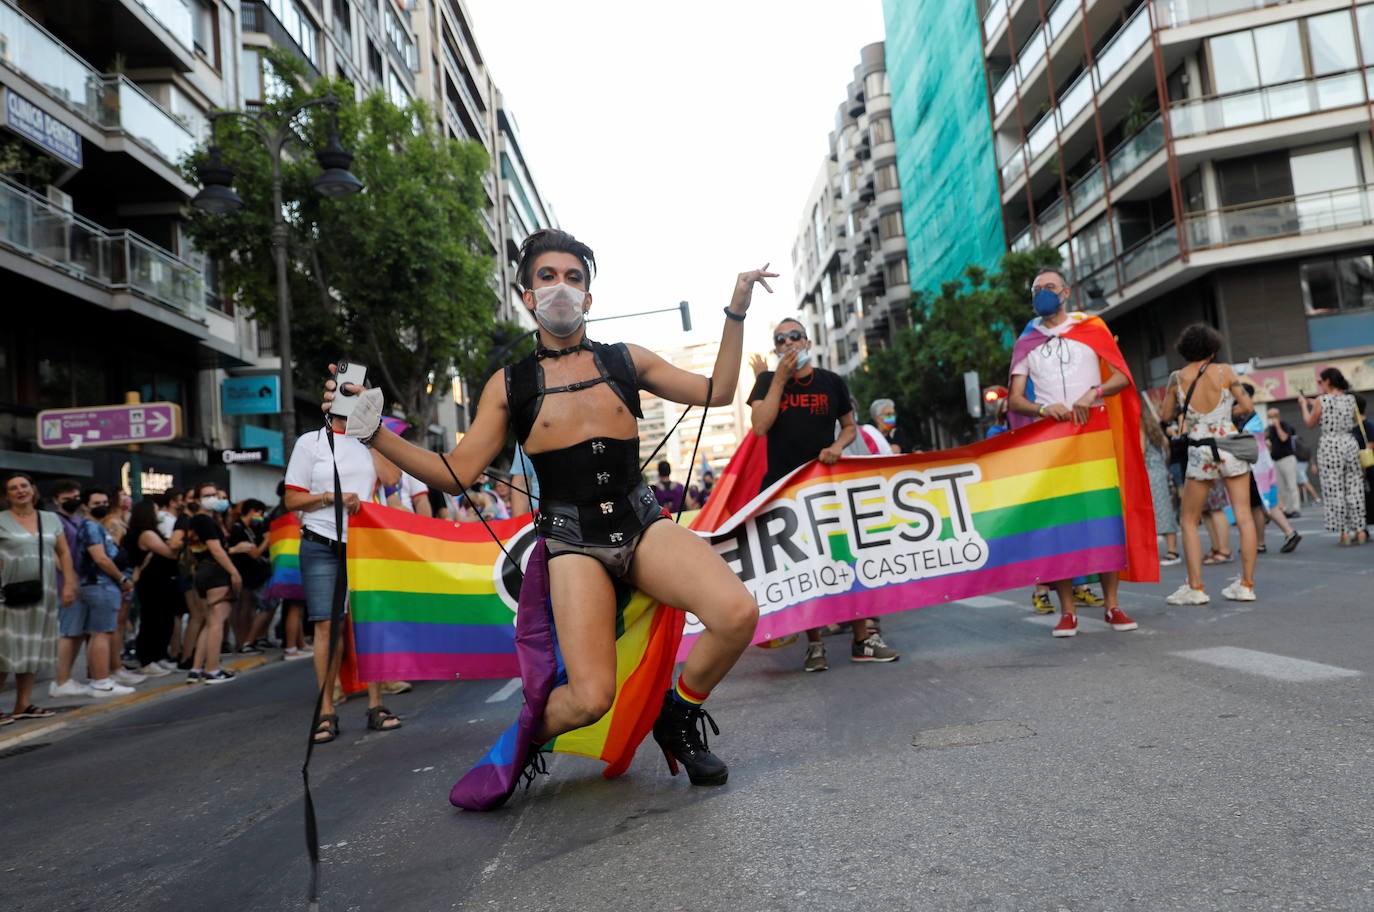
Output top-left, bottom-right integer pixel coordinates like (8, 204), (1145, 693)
(46, 185), (74, 212)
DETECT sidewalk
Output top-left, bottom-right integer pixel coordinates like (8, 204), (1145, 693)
(0, 654), (271, 750)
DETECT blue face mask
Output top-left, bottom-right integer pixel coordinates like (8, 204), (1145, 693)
(1032, 288), (1063, 317)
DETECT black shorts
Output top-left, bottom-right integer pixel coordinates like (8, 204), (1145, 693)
(194, 562), (233, 597)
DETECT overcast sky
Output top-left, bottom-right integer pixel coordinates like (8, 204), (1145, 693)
(464, 0), (887, 357)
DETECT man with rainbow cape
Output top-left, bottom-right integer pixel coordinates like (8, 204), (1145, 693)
(1006, 266), (1159, 636)
(323, 229), (773, 810)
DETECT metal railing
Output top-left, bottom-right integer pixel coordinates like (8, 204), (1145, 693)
(1185, 184), (1374, 249)
(1170, 69), (1369, 138)
(0, 174), (204, 317)
(0, 2), (195, 168)
(240, 0), (321, 79)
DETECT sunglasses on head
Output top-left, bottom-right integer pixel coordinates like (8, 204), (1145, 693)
(774, 330), (807, 346)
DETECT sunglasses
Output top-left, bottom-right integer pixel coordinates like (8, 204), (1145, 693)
(773, 330), (807, 346)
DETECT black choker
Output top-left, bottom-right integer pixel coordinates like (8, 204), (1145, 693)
(535, 338), (594, 360)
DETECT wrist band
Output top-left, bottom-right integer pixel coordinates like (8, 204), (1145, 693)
(1037, 404), (1046, 417)
(722, 307), (746, 322)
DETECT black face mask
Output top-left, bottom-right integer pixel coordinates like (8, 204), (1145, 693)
(88, 505), (111, 520)
(59, 498), (80, 513)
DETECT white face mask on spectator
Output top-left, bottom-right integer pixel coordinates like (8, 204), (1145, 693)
(532, 283), (586, 337)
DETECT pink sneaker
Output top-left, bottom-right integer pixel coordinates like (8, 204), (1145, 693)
(1052, 613), (1078, 637)
(1104, 606), (1138, 631)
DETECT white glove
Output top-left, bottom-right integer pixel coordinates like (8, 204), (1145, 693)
(345, 387), (385, 443)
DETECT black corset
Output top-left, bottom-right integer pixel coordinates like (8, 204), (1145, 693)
(528, 437), (663, 547)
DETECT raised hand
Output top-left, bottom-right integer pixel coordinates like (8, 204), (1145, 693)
(729, 264), (779, 316)
(748, 353), (768, 377)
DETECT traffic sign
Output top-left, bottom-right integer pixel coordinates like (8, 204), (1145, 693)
(37, 402), (182, 450)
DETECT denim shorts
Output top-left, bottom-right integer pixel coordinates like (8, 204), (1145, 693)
(299, 537), (347, 623)
(61, 584), (121, 636)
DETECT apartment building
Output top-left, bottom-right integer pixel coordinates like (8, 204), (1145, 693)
(0, 0), (266, 494)
(984, 0), (1374, 403)
(636, 342), (753, 487)
(791, 42), (912, 376)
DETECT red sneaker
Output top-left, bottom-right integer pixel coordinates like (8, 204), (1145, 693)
(1052, 613), (1078, 637)
(1104, 606), (1138, 631)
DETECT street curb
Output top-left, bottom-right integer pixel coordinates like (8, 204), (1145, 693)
(0, 655), (270, 749)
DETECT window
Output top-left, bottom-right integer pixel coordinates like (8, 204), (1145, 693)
(1208, 31), (1258, 94)
(1251, 21), (1302, 85)
(386, 67), (410, 106)
(192, 0), (219, 67)
(875, 163), (900, 192)
(1360, 5), (1374, 65)
(267, 0), (319, 64)
(240, 48), (263, 101)
(884, 258), (908, 287)
(864, 70), (889, 99)
(367, 39), (383, 85)
(1216, 150), (1293, 207)
(1302, 254), (1374, 314)
(386, 7), (417, 69)
(870, 116), (894, 145)
(332, 0), (353, 56)
(879, 210), (904, 239)
(1306, 11), (1358, 75)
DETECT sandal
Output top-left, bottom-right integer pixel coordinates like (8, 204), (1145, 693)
(313, 713), (339, 744)
(366, 705), (402, 732)
(13, 705), (55, 719)
(1202, 550), (1233, 565)
(0, 714), (13, 727)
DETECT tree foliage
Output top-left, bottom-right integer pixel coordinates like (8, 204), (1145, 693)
(183, 50), (495, 432)
(848, 245), (1063, 447)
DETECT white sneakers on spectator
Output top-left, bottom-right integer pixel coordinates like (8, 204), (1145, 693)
(283, 648), (313, 661)
(156, 659), (178, 672)
(49, 679), (93, 698)
(1166, 584), (1210, 605)
(139, 663), (171, 677)
(1221, 580), (1257, 601)
(89, 678), (135, 697)
(113, 668), (145, 686)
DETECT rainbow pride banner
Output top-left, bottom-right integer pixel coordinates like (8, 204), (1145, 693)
(678, 406), (1155, 655)
(265, 515), (305, 601)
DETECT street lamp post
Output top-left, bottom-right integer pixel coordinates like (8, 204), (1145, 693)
(191, 95), (364, 462)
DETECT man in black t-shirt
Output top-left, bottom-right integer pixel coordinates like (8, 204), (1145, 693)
(1265, 408), (1301, 517)
(748, 318), (900, 672)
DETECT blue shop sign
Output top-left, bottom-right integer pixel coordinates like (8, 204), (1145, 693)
(240, 425), (284, 467)
(223, 375), (281, 415)
(0, 88), (82, 169)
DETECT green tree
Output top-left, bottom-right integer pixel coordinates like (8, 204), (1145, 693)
(849, 245), (1062, 446)
(183, 50), (495, 432)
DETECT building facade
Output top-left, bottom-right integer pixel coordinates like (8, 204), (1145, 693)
(791, 42), (913, 376)
(636, 342), (753, 488)
(983, 0), (1374, 406)
(885, 0), (1007, 299)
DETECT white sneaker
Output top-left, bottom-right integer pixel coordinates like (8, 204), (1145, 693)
(49, 679), (93, 698)
(89, 678), (135, 697)
(1221, 580), (1257, 601)
(157, 659), (178, 672)
(113, 668), (145, 686)
(283, 648), (314, 661)
(139, 663), (171, 677)
(1166, 583), (1210, 605)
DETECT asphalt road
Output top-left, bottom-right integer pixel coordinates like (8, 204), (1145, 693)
(4, 512), (1372, 912)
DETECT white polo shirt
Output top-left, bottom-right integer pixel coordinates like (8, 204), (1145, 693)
(399, 471), (429, 512)
(284, 429), (377, 542)
(1010, 315), (1104, 409)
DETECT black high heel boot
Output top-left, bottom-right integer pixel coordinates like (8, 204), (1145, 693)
(651, 691), (728, 786)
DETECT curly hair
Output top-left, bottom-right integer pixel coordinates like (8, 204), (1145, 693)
(1174, 323), (1223, 362)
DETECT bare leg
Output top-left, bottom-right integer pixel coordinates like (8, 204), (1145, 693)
(13, 672), (35, 713)
(1204, 509), (1230, 558)
(55, 635), (83, 685)
(168, 612), (182, 662)
(628, 520), (758, 695)
(1179, 480), (1210, 590)
(1100, 570), (1120, 607)
(1164, 532), (1178, 555)
(1053, 579), (1075, 616)
(311, 618), (346, 727)
(193, 587), (231, 674)
(1224, 474), (1257, 586)
(86, 633), (110, 682)
(285, 603), (305, 650)
(538, 554), (618, 742)
(181, 590), (205, 662)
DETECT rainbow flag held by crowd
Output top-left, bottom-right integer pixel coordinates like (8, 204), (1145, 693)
(265, 515), (305, 601)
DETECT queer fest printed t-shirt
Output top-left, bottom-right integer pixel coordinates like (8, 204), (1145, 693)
(748, 368), (854, 490)
(284, 429), (378, 543)
(1010, 316), (1104, 409)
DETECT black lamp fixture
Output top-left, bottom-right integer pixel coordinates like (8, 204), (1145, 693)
(310, 132), (364, 199)
(1083, 281), (1106, 312)
(191, 146), (244, 214)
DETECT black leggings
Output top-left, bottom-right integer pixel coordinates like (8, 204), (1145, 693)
(135, 576), (180, 667)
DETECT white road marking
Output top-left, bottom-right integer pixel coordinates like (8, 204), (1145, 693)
(955, 595), (1019, 609)
(485, 678), (522, 703)
(1174, 646), (1361, 682)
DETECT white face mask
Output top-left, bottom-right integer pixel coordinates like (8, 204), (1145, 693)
(531, 283), (587, 338)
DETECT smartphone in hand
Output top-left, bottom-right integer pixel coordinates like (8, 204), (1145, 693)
(330, 361), (368, 419)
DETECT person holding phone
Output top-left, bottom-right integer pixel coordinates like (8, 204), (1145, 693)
(284, 401), (401, 742)
(323, 228), (766, 793)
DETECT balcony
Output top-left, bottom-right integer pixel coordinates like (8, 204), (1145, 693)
(1170, 69), (1369, 139)
(1152, 0), (1290, 28)
(0, 174), (205, 318)
(441, 41), (489, 142)
(129, 0), (194, 51)
(989, 0), (1081, 118)
(241, 1), (321, 79)
(0, 3), (196, 171)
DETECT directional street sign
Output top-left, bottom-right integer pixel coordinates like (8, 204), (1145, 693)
(37, 402), (183, 450)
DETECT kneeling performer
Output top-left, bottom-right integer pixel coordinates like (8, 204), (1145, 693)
(325, 229), (769, 786)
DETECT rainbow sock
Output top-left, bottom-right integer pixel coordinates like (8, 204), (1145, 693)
(672, 675), (708, 706)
